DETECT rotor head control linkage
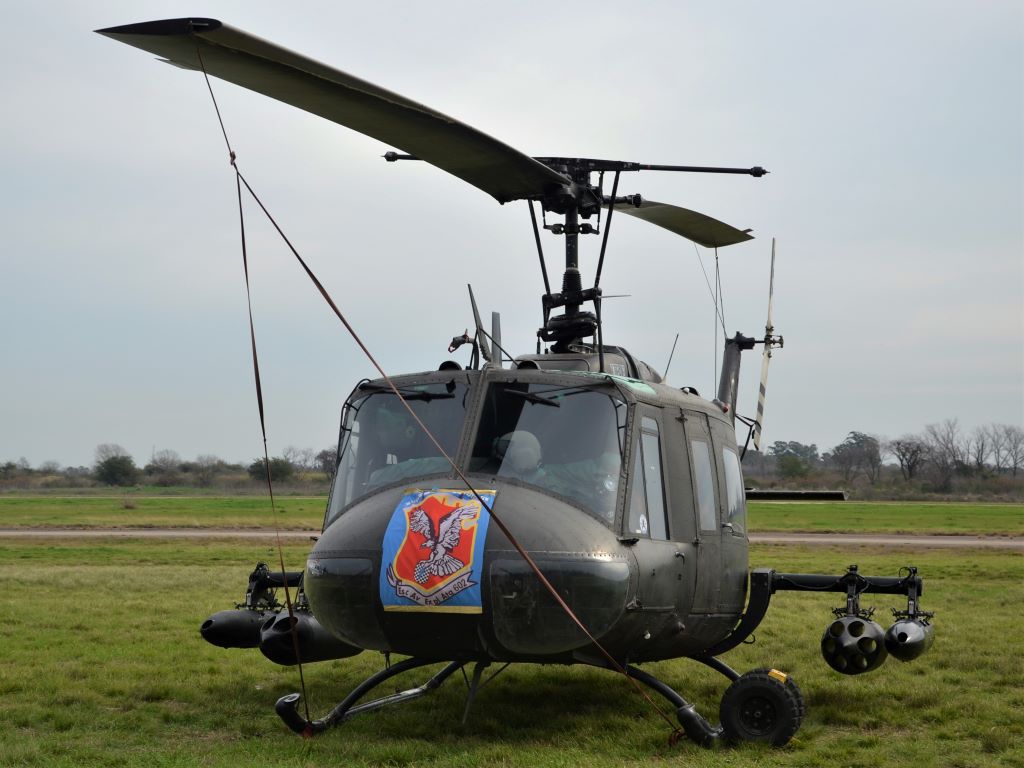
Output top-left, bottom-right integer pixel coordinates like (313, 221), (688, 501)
(602, 193), (643, 208)
(544, 222), (600, 235)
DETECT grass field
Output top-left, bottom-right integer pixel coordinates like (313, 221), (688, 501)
(0, 531), (1021, 767)
(748, 501), (1024, 536)
(0, 495), (1022, 535)
(0, 495), (326, 530)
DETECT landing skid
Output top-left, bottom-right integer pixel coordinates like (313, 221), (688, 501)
(275, 657), (465, 736)
(615, 661), (729, 747)
(274, 654), (803, 747)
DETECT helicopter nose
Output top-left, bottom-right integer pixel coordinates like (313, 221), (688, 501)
(487, 550), (630, 656)
(304, 551), (389, 651)
(305, 483), (632, 660)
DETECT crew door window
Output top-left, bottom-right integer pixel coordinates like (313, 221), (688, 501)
(627, 416), (668, 539)
(721, 447), (746, 533)
(690, 439), (718, 531)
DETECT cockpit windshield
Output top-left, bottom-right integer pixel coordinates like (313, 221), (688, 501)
(470, 382), (627, 524)
(326, 380), (468, 524)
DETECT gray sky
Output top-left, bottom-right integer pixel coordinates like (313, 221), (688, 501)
(2, 1), (1021, 469)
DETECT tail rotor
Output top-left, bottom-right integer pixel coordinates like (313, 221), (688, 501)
(752, 239), (784, 451)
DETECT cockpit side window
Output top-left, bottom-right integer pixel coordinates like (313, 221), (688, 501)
(325, 381), (468, 525)
(327, 412), (359, 521)
(626, 415), (668, 539)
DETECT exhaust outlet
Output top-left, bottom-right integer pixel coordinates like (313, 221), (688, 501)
(200, 609), (267, 648)
(258, 610), (362, 666)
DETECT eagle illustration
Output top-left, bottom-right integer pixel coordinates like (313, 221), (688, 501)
(408, 504), (478, 584)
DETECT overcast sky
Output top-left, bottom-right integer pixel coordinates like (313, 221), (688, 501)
(2, 2), (1021, 468)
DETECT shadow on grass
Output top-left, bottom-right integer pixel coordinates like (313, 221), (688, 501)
(195, 659), (722, 747)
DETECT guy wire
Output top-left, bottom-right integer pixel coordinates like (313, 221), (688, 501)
(197, 44), (311, 726)
(195, 43), (682, 739)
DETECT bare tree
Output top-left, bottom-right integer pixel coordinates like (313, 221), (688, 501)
(1005, 425), (1024, 478)
(297, 447), (317, 471)
(278, 446), (320, 472)
(887, 436), (927, 481)
(193, 454), (223, 487)
(968, 426), (990, 474)
(95, 443), (130, 464)
(987, 424), (1008, 473)
(145, 449), (183, 486)
(316, 447), (336, 475)
(863, 434), (883, 484)
(149, 449), (181, 471)
(923, 419), (963, 490)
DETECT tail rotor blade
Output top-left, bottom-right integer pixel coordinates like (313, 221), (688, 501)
(765, 238), (776, 333)
(753, 238), (780, 452)
(752, 348), (771, 451)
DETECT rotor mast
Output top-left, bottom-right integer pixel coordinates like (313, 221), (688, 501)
(536, 161), (600, 352)
(532, 159), (767, 353)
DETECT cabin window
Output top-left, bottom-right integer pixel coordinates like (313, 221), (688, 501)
(626, 416), (669, 539)
(470, 382), (626, 525)
(690, 439), (717, 531)
(721, 447), (746, 532)
(325, 381), (469, 524)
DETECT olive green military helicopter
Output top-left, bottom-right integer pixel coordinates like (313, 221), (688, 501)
(99, 18), (935, 748)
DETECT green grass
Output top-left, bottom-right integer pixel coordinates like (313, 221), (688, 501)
(747, 501), (1024, 536)
(0, 495), (325, 530)
(0, 538), (1021, 767)
(1, 495), (1022, 536)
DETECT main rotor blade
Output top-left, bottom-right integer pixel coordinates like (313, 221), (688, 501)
(96, 18), (569, 203)
(611, 200), (753, 248)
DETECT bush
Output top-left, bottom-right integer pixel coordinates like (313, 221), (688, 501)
(777, 454), (810, 479)
(247, 457), (295, 483)
(95, 455), (139, 486)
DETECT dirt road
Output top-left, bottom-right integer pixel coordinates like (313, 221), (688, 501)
(0, 528), (1020, 549)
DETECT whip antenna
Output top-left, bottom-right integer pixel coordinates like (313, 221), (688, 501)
(664, 333), (680, 383)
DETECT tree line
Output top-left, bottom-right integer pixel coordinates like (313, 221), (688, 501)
(747, 420), (1023, 495)
(3, 419), (1022, 498)
(0, 443), (338, 489)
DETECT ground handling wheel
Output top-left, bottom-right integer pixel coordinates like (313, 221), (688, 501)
(719, 668), (805, 746)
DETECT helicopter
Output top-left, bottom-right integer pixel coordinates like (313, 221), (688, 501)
(98, 18), (935, 748)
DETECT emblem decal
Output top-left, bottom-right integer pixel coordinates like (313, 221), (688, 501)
(380, 489), (494, 613)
